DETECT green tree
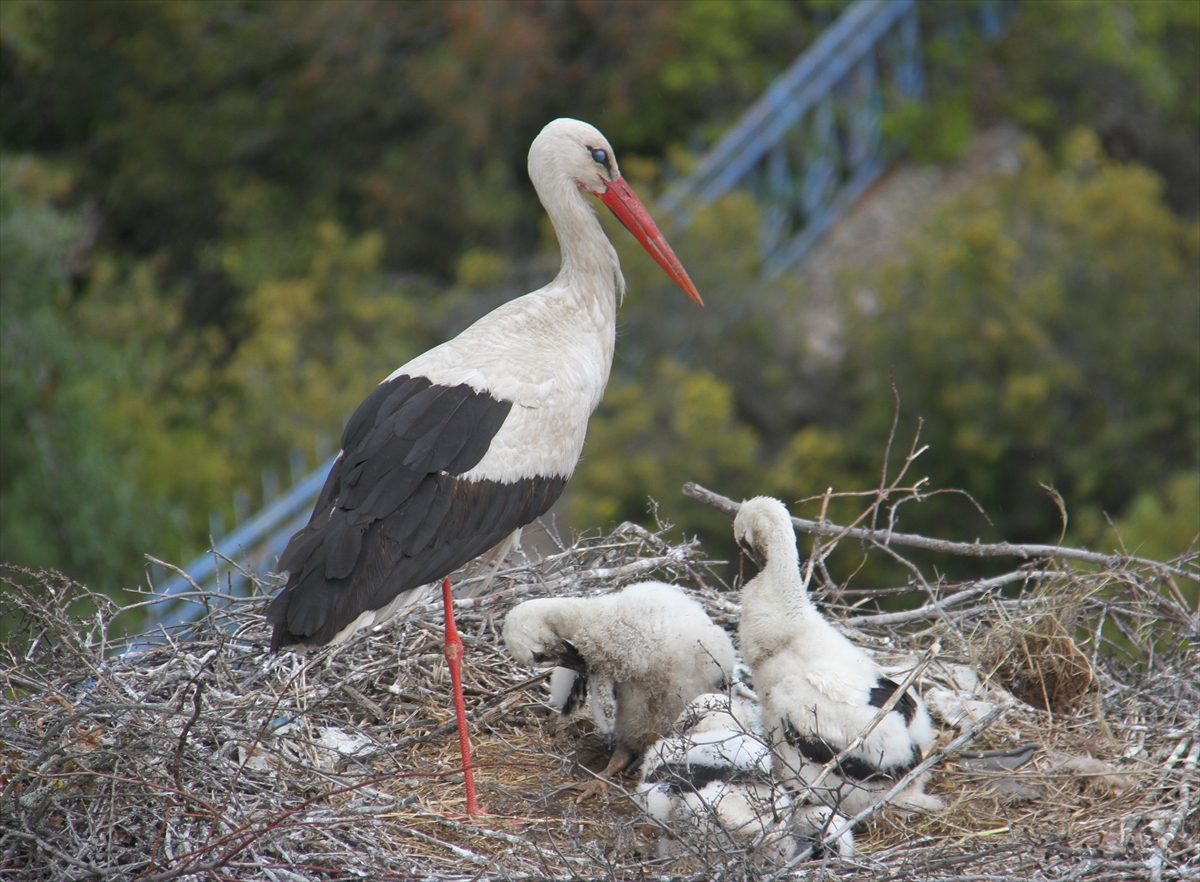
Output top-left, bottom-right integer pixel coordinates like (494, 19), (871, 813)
(565, 130), (1199, 576)
(1099, 470), (1199, 565)
(841, 131), (1199, 548)
(3, 0), (1198, 602)
(0, 156), (444, 594)
(998, 0), (1199, 214)
(0, 0), (828, 325)
(907, 0), (1200, 213)
(0, 156), (171, 594)
(567, 358), (760, 552)
(213, 221), (436, 478)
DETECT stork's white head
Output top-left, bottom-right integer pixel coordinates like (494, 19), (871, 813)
(733, 496), (797, 570)
(501, 598), (566, 665)
(528, 118), (703, 305)
(529, 118), (620, 199)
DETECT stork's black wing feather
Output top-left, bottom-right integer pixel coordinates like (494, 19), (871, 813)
(537, 641), (589, 714)
(644, 762), (765, 795)
(780, 717), (921, 781)
(557, 640), (588, 673)
(561, 666), (589, 716)
(868, 676), (918, 724)
(269, 374), (566, 650)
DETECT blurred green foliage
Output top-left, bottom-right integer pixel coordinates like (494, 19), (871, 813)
(842, 130), (1199, 550)
(576, 133), (1199, 575)
(1107, 471), (1200, 566)
(907, 0), (1200, 213)
(213, 222), (436, 483)
(0, 0), (827, 322)
(1, 156), (176, 594)
(567, 357), (762, 552)
(1, 0), (1196, 600)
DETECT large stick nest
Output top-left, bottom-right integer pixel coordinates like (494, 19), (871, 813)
(2, 516), (1197, 881)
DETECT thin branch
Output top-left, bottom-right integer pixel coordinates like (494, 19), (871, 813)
(847, 570), (1053, 626)
(683, 482), (1199, 582)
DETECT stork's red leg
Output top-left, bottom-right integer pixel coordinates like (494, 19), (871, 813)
(442, 576), (484, 816)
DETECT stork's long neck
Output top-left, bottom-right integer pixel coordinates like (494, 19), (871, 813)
(756, 525), (817, 621)
(533, 170), (625, 316)
(740, 529), (823, 670)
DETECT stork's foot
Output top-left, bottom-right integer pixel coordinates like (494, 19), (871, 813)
(570, 747), (634, 803)
(571, 777), (610, 804)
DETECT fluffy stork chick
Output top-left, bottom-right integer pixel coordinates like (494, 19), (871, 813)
(734, 497), (943, 816)
(637, 693), (854, 862)
(503, 582), (735, 787)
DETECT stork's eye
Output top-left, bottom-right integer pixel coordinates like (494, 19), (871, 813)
(590, 147), (608, 165)
(738, 538), (756, 557)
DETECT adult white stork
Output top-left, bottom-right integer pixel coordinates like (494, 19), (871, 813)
(266, 118), (702, 816)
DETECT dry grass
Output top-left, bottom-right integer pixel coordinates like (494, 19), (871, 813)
(844, 565), (1199, 882)
(976, 584), (1096, 713)
(2, 518), (1197, 881)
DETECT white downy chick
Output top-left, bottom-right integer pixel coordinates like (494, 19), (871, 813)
(504, 581), (735, 781)
(734, 497), (943, 816)
(637, 692), (855, 861)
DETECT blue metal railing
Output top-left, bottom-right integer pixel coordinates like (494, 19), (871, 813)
(658, 0), (923, 278)
(148, 455), (337, 629)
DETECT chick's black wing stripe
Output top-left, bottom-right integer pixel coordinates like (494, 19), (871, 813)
(868, 676), (918, 725)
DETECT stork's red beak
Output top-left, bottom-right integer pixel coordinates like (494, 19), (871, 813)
(597, 177), (703, 306)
